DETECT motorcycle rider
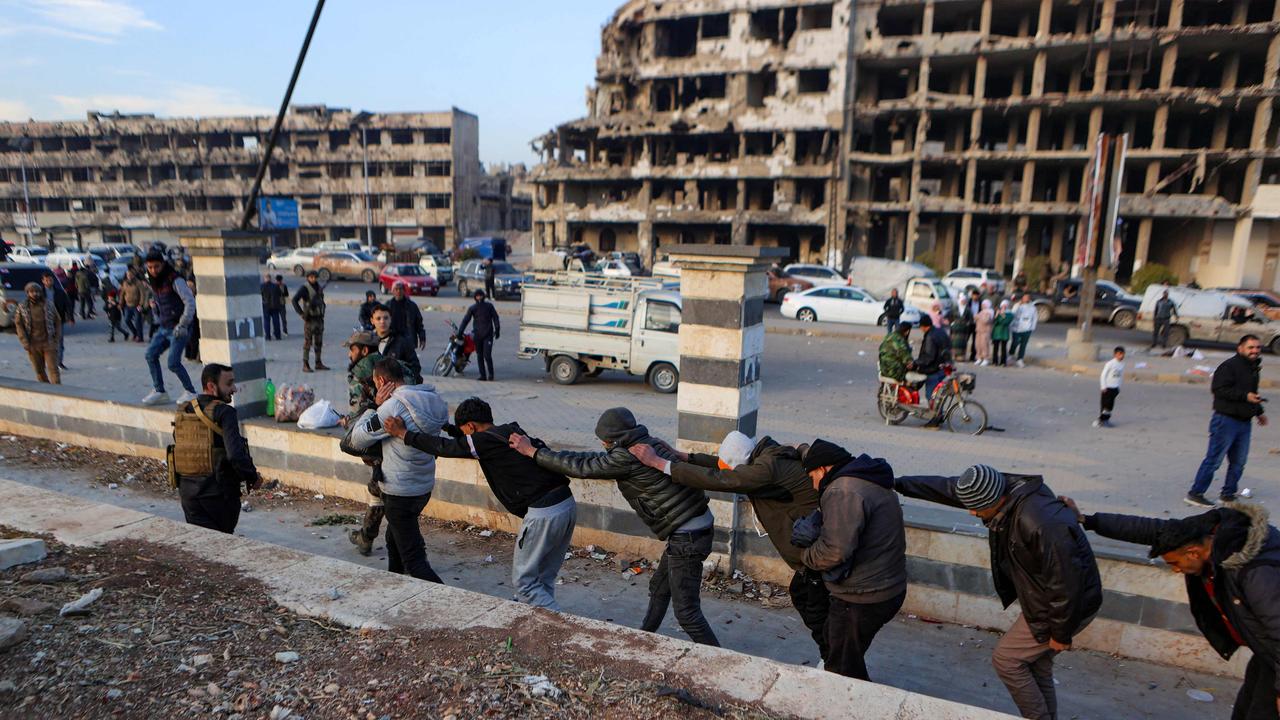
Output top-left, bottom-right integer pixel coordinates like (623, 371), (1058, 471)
(912, 314), (952, 405)
(878, 321), (912, 385)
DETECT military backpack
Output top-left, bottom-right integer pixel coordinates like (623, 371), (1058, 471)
(166, 399), (224, 488)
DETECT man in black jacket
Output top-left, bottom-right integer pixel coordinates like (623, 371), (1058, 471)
(509, 407), (719, 646)
(1061, 497), (1280, 719)
(913, 313), (952, 403)
(629, 431), (827, 658)
(357, 290), (378, 332)
(1188, 334), (1268, 507)
(384, 397), (575, 610)
(882, 289), (905, 334)
(459, 289), (500, 381)
(260, 274), (284, 341)
(386, 282), (426, 350)
(371, 304), (422, 384)
(896, 465), (1101, 720)
(174, 363), (261, 533)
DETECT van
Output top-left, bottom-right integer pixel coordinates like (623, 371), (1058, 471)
(459, 236), (508, 261)
(1137, 285), (1280, 353)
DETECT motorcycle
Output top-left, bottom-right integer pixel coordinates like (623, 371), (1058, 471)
(432, 320), (475, 377)
(877, 364), (988, 435)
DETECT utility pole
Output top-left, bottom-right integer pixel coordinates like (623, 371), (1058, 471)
(8, 137), (35, 246)
(351, 111), (374, 246)
(1070, 132), (1127, 359)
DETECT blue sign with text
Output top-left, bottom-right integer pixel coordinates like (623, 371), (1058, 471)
(257, 197), (299, 230)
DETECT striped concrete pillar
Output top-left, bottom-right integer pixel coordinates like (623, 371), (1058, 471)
(183, 231), (271, 418)
(668, 245), (789, 454)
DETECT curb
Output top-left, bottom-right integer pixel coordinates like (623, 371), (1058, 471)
(1027, 357), (1279, 389)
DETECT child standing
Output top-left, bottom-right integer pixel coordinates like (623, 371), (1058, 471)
(104, 290), (125, 343)
(1095, 346), (1125, 428)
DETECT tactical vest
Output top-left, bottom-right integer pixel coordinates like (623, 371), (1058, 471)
(167, 399), (224, 487)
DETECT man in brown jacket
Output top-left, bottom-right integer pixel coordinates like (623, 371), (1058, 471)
(15, 282), (62, 384)
(119, 268), (145, 342)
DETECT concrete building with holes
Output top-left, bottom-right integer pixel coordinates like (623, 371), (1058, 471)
(0, 105), (486, 250)
(534, 0), (1280, 291)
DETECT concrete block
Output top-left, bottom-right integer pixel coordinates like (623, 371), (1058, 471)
(372, 587), (502, 631)
(902, 585), (958, 622)
(762, 664), (916, 719)
(0, 538), (46, 570)
(897, 690), (1018, 719)
(671, 643), (779, 703)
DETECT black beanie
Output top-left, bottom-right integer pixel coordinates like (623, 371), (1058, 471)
(595, 407), (638, 443)
(145, 248), (165, 263)
(802, 439), (853, 472)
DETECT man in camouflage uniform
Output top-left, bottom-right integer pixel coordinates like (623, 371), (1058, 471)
(878, 321), (912, 383)
(341, 331), (386, 555)
(291, 269), (329, 372)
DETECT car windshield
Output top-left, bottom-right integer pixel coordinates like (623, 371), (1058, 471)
(493, 262), (518, 274)
(22, 247), (48, 256)
(988, 271), (1005, 280)
(353, 251), (375, 261)
(393, 265), (423, 275)
(932, 282), (952, 299)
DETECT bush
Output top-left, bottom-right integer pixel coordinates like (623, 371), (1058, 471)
(914, 249), (944, 276)
(1021, 255), (1049, 292)
(457, 247), (481, 262)
(1131, 263), (1179, 295)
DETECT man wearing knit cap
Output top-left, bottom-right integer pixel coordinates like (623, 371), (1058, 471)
(629, 430), (826, 659)
(509, 408), (720, 646)
(896, 465), (1101, 719)
(788, 439), (906, 681)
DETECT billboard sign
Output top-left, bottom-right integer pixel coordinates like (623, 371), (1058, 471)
(257, 197), (299, 230)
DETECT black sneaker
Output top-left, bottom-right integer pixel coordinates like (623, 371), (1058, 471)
(1219, 493), (1238, 504)
(1184, 492), (1214, 508)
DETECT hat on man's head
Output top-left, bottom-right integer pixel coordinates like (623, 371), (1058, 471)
(717, 431), (755, 470)
(802, 439), (853, 473)
(955, 465), (1007, 511)
(342, 331), (379, 349)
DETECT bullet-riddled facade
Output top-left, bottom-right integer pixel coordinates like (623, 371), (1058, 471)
(536, 0), (1280, 291)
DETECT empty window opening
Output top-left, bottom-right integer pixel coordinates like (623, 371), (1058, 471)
(147, 135), (170, 150)
(392, 162), (413, 177)
(206, 133), (231, 149)
(795, 131), (834, 165)
(744, 132), (779, 156)
(698, 181), (738, 211)
(656, 17), (699, 57)
(989, 6), (1036, 37)
(796, 180), (826, 210)
(211, 165), (233, 180)
(745, 180), (775, 210)
(152, 197), (174, 212)
(877, 5), (922, 36)
(933, 2), (981, 33)
(799, 4), (833, 30)
(426, 161), (451, 176)
(798, 69), (831, 94)
(299, 165), (323, 179)
(329, 131), (351, 149)
(747, 71), (778, 107)
(332, 195), (351, 211)
(653, 80), (677, 112)
(390, 129), (415, 145)
(209, 197), (234, 211)
(424, 128), (450, 144)
(394, 195), (414, 210)
(701, 13), (730, 38)
(128, 198), (147, 212)
(40, 137), (64, 151)
(65, 137), (90, 152)
(329, 163), (350, 178)
(426, 194), (451, 209)
(269, 163), (289, 180)
(67, 167), (90, 182)
(650, 180), (687, 206)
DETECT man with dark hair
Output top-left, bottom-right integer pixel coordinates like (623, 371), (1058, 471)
(1062, 497), (1280, 719)
(341, 331), (387, 556)
(274, 275), (290, 336)
(42, 271), (72, 370)
(347, 357), (448, 582)
(291, 269), (328, 372)
(143, 248), (198, 405)
(260, 274), (284, 341)
(482, 257), (496, 299)
(371, 303), (422, 384)
(384, 397), (576, 610)
(912, 313), (951, 403)
(510, 408), (719, 646)
(358, 290), (378, 332)
(882, 289), (904, 335)
(172, 363), (261, 533)
(896, 465), (1102, 719)
(629, 431), (826, 659)
(791, 439), (906, 681)
(459, 289), (499, 381)
(15, 282), (61, 384)
(1188, 334), (1268, 507)
(878, 320), (913, 384)
(1152, 290), (1179, 348)
(387, 281), (427, 350)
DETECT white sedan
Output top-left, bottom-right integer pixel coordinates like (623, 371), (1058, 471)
(781, 285), (922, 327)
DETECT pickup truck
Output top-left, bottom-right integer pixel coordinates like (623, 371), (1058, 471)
(518, 274), (681, 393)
(1138, 285), (1280, 353)
(1030, 278), (1140, 328)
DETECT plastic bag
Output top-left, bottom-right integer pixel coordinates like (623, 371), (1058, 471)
(274, 384), (316, 423)
(297, 399), (341, 430)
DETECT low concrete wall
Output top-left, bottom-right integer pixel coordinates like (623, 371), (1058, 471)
(0, 378), (1246, 679)
(0, 479), (1011, 720)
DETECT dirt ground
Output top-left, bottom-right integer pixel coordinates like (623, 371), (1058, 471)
(0, 530), (783, 720)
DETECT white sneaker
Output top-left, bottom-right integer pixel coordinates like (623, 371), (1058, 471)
(175, 390), (198, 404)
(1092, 420), (1102, 428)
(141, 390), (170, 406)
(1016, 359), (1026, 368)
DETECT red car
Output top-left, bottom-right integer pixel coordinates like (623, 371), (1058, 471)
(378, 263), (439, 296)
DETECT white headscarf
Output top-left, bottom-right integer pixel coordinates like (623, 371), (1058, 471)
(718, 431), (755, 469)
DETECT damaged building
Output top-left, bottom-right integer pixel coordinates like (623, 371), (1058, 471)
(0, 105), (491, 249)
(534, 0), (1280, 290)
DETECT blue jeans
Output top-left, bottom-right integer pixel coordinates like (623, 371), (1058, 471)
(145, 326), (195, 394)
(923, 370), (947, 402)
(122, 306), (142, 340)
(885, 318), (899, 334)
(1190, 413), (1253, 497)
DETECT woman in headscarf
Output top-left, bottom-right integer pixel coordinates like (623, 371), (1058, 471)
(928, 301), (947, 329)
(975, 299), (995, 366)
(992, 300), (1013, 367)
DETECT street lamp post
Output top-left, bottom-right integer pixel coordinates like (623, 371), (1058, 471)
(351, 111), (374, 247)
(7, 137), (35, 246)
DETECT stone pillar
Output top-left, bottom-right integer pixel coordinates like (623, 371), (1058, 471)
(668, 245), (788, 455)
(183, 231), (271, 418)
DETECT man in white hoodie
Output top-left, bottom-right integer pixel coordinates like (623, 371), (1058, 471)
(349, 357), (449, 583)
(1095, 346), (1125, 428)
(1010, 293), (1039, 367)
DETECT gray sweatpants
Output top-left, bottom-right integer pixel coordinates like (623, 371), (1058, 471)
(512, 495), (576, 611)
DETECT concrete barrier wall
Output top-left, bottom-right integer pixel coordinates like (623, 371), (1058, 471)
(0, 378), (1246, 679)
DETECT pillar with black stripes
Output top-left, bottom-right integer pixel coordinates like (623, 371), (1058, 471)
(668, 245), (789, 454)
(183, 230), (271, 418)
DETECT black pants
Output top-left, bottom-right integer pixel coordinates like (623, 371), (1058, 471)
(485, 276), (496, 299)
(789, 569), (832, 660)
(179, 476), (241, 534)
(641, 528), (719, 646)
(382, 492), (444, 584)
(1153, 319), (1171, 347)
(1099, 388), (1119, 422)
(1234, 654), (1279, 720)
(825, 591), (906, 681)
(476, 334), (495, 380)
(107, 313), (124, 340)
(993, 339), (1008, 366)
(79, 293), (95, 318)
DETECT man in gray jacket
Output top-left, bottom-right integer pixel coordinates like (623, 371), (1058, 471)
(791, 439), (906, 681)
(349, 357), (448, 583)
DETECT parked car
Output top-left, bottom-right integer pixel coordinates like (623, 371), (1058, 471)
(45, 249), (106, 281)
(781, 285), (922, 326)
(418, 254), (454, 285)
(0, 262), (50, 331)
(1030, 278), (1140, 328)
(456, 259), (523, 300)
(767, 268), (815, 303)
(315, 238), (373, 254)
(1138, 285), (1280, 353)
(784, 263), (846, 285)
(843, 256), (956, 316)
(87, 243), (139, 263)
(550, 244), (596, 268)
(379, 263), (439, 296)
(7, 245), (48, 264)
(314, 251), (383, 283)
(943, 267), (1006, 297)
(1215, 288), (1280, 321)
(267, 247), (323, 276)
(106, 258), (132, 286)
(595, 256), (644, 277)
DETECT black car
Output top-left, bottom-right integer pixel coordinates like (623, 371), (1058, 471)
(1031, 278), (1140, 328)
(456, 259), (524, 300)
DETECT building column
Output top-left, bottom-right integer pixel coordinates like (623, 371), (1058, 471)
(668, 245), (787, 455)
(184, 231), (271, 418)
